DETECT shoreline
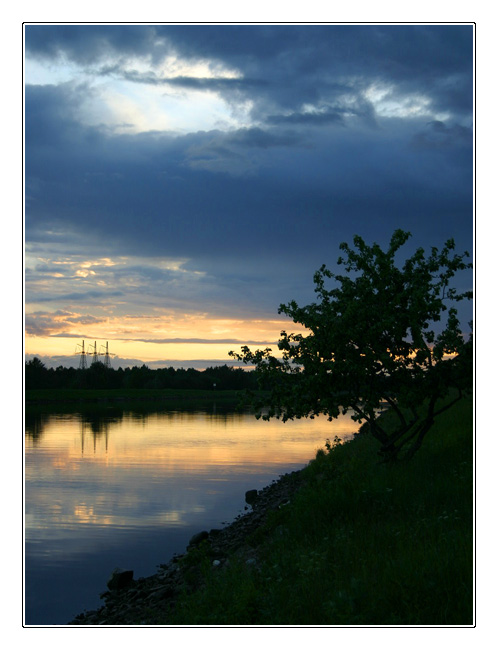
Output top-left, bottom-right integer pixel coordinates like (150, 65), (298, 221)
(68, 467), (306, 625)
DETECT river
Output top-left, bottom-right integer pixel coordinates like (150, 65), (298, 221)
(24, 402), (358, 625)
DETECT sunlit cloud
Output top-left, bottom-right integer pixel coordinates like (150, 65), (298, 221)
(25, 44), (249, 135)
(364, 82), (450, 121)
(156, 54), (242, 80)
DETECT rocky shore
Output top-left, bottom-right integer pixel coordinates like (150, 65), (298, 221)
(68, 469), (306, 625)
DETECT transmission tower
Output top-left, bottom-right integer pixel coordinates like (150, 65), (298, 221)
(88, 340), (99, 365)
(75, 340), (87, 370)
(99, 341), (114, 369)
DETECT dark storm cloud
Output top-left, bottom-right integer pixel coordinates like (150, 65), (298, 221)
(25, 24), (473, 324)
(411, 120), (473, 149)
(224, 127), (303, 149)
(34, 290), (124, 303)
(95, 67), (268, 96)
(24, 82), (472, 278)
(24, 24), (163, 64)
(25, 24), (473, 122)
(153, 24), (473, 116)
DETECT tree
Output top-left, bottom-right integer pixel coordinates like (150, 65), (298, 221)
(25, 357), (48, 389)
(86, 361), (112, 389)
(230, 230), (472, 461)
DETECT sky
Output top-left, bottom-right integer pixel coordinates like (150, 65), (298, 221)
(24, 23), (474, 370)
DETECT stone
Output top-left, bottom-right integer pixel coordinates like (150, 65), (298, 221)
(146, 585), (175, 601)
(245, 489), (258, 505)
(188, 530), (209, 548)
(106, 567), (134, 591)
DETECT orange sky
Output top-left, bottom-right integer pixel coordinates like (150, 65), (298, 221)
(24, 313), (296, 366)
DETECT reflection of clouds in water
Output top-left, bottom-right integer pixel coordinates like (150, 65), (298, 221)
(25, 409), (358, 553)
(27, 410), (356, 470)
(158, 511), (184, 524)
(25, 405), (359, 623)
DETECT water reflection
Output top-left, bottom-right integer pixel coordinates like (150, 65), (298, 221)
(25, 405), (358, 624)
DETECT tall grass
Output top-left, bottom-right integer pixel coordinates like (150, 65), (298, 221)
(163, 395), (474, 625)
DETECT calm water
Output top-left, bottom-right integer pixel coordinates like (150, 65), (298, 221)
(24, 403), (357, 625)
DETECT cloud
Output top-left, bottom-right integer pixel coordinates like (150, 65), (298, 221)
(24, 25), (474, 358)
(24, 78), (473, 318)
(24, 24), (163, 65)
(25, 25), (473, 124)
(33, 290), (124, 304)
(25, 310), (108, 336)
(130, 338), (277, 345)
(411, 120), (473, 149)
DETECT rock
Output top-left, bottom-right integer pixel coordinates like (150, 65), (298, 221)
(188, 530), (209, 548)
(146, 585), (176, 602)
(106, 567), (134, 591)
(245, 489), (258, 505)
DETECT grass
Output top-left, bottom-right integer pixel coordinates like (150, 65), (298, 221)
(24, 388), (248, 413)
(25, 387), (244, 401)
(160, 393), (474, 625)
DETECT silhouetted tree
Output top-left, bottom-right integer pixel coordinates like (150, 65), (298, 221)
(25, 359), (259, 393)
(25, 357), (48, 389)
(86, 361), (112, 389)
(231, 230), (473, 461)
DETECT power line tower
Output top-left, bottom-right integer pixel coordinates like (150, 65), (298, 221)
(99, 341), (114, 369)
(76, 340), (87, 370)
(88, 341), (99, 365)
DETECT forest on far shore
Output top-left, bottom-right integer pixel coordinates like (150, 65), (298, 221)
(25, 357), (258, 392)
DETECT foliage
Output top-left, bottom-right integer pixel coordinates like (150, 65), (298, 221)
(25, 360), (258, 392)
(231, 230), (472, 460)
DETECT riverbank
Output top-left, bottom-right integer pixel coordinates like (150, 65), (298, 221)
(69, 469), (305, 625)
(67, 393), (473, 626)
(25, 387), (247, 405)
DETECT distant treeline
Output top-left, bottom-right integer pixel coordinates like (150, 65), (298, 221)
(25, 357), (259, 391)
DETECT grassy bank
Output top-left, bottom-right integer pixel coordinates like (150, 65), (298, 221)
(162, 394), (473, 625)
(25, 388), (248, 412)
